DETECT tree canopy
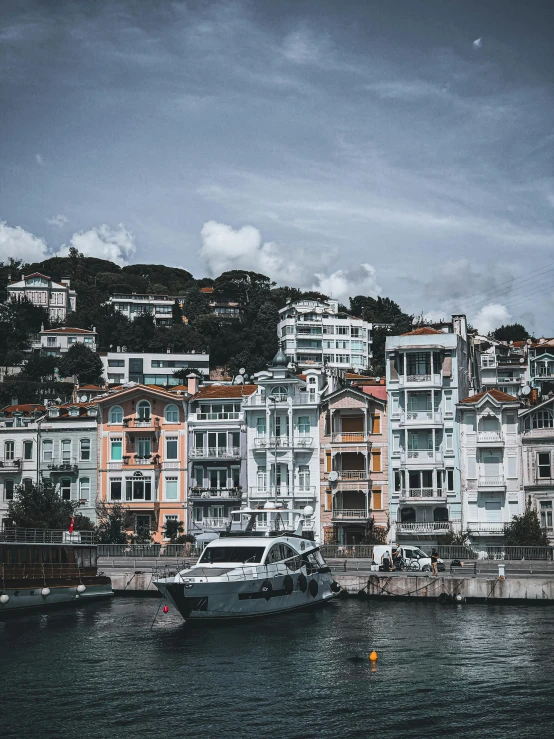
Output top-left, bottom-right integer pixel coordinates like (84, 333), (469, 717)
(491, 323), (531, 343)
(7, 481), (93, 530)
(58, 343), (104, 383)
(504, 503), (547, 546)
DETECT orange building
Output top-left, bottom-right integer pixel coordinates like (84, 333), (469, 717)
(96, 385), (187, 543)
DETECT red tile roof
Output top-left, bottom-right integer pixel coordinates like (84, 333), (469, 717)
(200, 287), (214, 293)
(460, 389), (518, 404)
(400, 327), (443, 336)
(42, 327), (95, 334)
(192, 385), (258, 400)
(78, 384), (103, 390)
(360, 386), (387, 402)
(1, 404), (46, 416)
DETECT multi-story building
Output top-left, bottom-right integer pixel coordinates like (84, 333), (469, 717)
(32, 326), (97, 356)
(458, 389), (524, 551)
(386, 316), (475, 544)
(278, 299), (372, 372)
(96, 385), (187, 542)
(319, 384), (388, 545)
(244, 348), (324, 537)
(99, 350), (209, 386)
(38, 402), (100, 525)
(187, 379), (256, 539)
(520, 395), (554, 544)
(0, 404), (45, 527)
(528, 339), (554, 395)
(7, 272), (76, 321)
(474, 336), (527, 397)
(108, 293), (176, 326)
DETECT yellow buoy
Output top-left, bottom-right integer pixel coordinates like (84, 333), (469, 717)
(369, 650), (378, 662)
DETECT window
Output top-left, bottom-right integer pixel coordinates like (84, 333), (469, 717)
(166, 436), (178, 460)
(136, 401), (151, 422)
(110, 478), (122, 500)
(108, 375), (124, 384)
(22, 477), (32, 491)
(371, 415), (381, 434)
(446, 469), (454, 492)
(257, 465), (267, 488)
(371, 450), (382, 473)
(4, 441), (15, 460)
(80, 438), (91, 461)
(60, 478), (71, 501)
(541, 501), (553, 529)
(336, 340), (349, 349)
(407, 352), (430, 376)
(126, 473), (152, 501)
(193, 467), (204, 486)
(481, 355), (496, 368)
(23, 440), (33, 460)
(298, 416), (310, 435)
(111, 438), (123, 461)
(231, 466), (240, 487)
(533, 411), (554, 429)
(165, 477), (178, 500)
(298, 465), (310, 489)
(323, 354), (335, 363)
(336, 326), (349, 335)
(445, 430), (454, 452)
(538, 453), (551, 479)
(42, 439), (53, 462)
(137, 437), (151, 458)
(4, 479), (14, 500)
(336, 355), (349, 364)
(79, 477), (90, 501)
(199, 546), (266, 564)
(372, 488), (382, 510)
(165, 404), (179, 423)
(135, 514), (151, 533)
(47, 336), (56, 347)
(61, 439), (71, 462)
(270, 386), (288, 401)
(109, 406), (123, 424)
(108, 359), (125, 367)
(444, 394), (453, 414)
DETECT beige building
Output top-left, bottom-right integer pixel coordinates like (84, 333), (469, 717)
(319, 385), (388, 545)
(7, 272), (76, 321)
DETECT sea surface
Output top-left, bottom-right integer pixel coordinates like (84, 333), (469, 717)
(2, 596), (554, 738)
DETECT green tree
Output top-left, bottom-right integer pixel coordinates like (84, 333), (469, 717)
(172, 299), (183, 325)
(21, 354), (58, 381)
(7, 481), (87, 529)
(491, 323), (530, 342)
(95, 501), (133, 544)
(58, 343), (104, 383)
(504, 503), (547, 546)
(162, 518), (184, 542)
(180, 287), (210, 323)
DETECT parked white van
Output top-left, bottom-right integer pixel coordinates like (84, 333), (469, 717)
(372, 545), (445, 572)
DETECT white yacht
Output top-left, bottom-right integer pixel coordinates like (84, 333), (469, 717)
(154, 504), (339, 621)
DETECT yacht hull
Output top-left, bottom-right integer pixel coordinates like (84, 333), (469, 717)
(155, 569), (336, 621)
(0, 577), (113, 614)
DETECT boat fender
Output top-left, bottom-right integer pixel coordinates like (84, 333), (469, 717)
(330, 582), (341, 594)
(283, 575), (294, 595)
(41, 588), (50, 597)
(438, 592), (452, 605)
(261, 580), (273, 601)
(0, 594), (9, 604)
(308, 579), (318, 598)
(298, 574), (308, 593)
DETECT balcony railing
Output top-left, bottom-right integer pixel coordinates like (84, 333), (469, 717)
(0, 528), (96, 544)
(254, 437), (314, 449)
(332, 509), (369, 520)
(466, 521), (506, 533)
(196, 412), (241, 421)
(248, 486), (316, 498)
(46, 457), (79, 473)
(477, 432), (503, 443)
(401, 488), (445, 499)
(478, 476), (505, 487)
(0, 458), (22, 470)
(202, 518), (229, 529)
(190, 447), (241, 458)
(189, 487), (242, 499)
(404, 411), (441, 423)
(248, 392), (317, 406)
(337, 470), (367, 480)
(331, 432), (368, 443)
(396, 521), (453, 533)
(122, 417), (161, 430)
(403, 450), (443, 463)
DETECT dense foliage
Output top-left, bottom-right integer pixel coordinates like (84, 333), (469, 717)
(504, 503), (547, 546)
(491, 323), (531, 343)
(95, 501), (134, 544)
(7, 481), (93, 530)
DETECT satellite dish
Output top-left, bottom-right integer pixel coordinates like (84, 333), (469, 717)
(521, 386), (531, 396)
(520, 358), (525, 364)
(239, 367), (246, 374)
(79, 395), (87, 402)
(234, 375), (244, 385)
(328, 471), (338, 483)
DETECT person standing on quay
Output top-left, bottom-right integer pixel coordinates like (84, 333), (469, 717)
(431, 549), (439, 576)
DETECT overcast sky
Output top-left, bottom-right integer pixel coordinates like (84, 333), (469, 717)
(1, 0), (553, 334)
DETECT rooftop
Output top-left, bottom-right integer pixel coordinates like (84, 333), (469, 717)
(192, 385), (258, 400)
(41, 327), (96, 335)
(400, 327), (443, 336)
(460, 389), (518, 404)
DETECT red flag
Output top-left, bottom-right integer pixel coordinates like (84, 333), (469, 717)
(68, 515), (75, 533)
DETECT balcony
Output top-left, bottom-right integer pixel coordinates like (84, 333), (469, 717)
(248, 485), (316, 498)
(337, 470), (367, 480)
(190, 446), (241, 459)
(195, 411), (241, 421)
(122, 417), (161, 431)
(399, 488), (446, 501)
(248, 392), (317, 406)
(402, 411), (442, 425)
(46, 457), (78, 473)
(0, 458), (22, 472)
(253, 437), (314, 450)
(396, 521), (454, 534)
(332, 509), (369, 521)
(189, 487), (243, 499)
(331, 432), (368, 443)
(478, 476), (506, 490)
(401, 450), (443, 464)
(399, 374), (443, 388)
(466, 521), (506, 535)
(202, 518), (230, 529)
(477, 432), (504, 445)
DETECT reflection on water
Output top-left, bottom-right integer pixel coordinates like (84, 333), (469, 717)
(2, 597), (554, 738)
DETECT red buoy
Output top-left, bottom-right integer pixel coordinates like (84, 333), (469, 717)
(163, 605), (169, 614)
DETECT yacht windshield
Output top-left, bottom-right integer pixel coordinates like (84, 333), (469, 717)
(199, 546), (266, 564)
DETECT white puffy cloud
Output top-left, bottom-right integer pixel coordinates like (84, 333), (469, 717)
(58, 224), (136, 266)
(0, 220), (49, 263)
(35, 154), (44, 166)
(473, 303), (511, 334)
(46, 213), (68, 227)
(200, 220), (380, 304)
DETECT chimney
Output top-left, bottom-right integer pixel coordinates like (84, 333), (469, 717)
(61, 278), (71, 287)
(187, 373), (199, 395)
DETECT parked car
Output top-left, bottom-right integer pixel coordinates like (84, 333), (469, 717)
(373, 545), (445, 572)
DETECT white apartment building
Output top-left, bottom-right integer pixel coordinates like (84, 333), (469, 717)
(32, 327), (97, 356)
(100, 351), (210, 386)
(244, 347), (324, 539)
(386, 317), (476, 544)
(278, 299), (372, 372)
(458, 389), (524, 552)
(474, 336), (527, 397)
(108, 293), (176, 326)
(7, 272), (76, 321)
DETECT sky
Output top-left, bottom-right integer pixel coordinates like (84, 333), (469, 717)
(1, 0), (553, 335)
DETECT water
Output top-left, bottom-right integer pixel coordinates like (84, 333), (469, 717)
(2, 597), (554, 739)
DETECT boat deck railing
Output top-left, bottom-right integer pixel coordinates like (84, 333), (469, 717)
(180, 553), (326, 583)
(1, 563), (98, 580)
(0, 528), (96, 545)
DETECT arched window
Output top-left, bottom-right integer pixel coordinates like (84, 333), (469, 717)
(270, 386), (288, 401)
(164, 404), (179, 423)
(109, 405), (123, 424)
(136, 400), (151, 422)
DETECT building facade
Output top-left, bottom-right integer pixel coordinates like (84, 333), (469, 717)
(386, 317), (474, 544)
(99, 351), (210, 386)
(278, 299), (372, 372)
(108, 293), (176, 326)
(458, 389), (524, 551)
(7, 272), (76, 321)
(528, 339), (554, 395)
(520, 396), (554, 544)
(474, 336), (526, 397)
(96, 386), (187, 542)
(244, 350), (323, 538)
(319, 385), (388, 545)
(187, 381), (256, 538)
(32, 326), (97, 356)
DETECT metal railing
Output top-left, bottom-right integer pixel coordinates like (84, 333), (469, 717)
(331, 433), (368, 443)
(248, 392), (317, 406)
(203, 517), (229, 528)
(190, 447), (241, 458)
(477, 432), (503, 442)
(403, 488), (444, 498)
(478, 476), (505, 487)
(189, 487), (242, 498)
(484, 546), (553, 561)
(254, 437), (314, 448)
(196, 412), (241, 420)
(332, 509), (368, 520)
(405, 411), (441, 423)
(97, 544), (161, 557)
(436, 545), (479, 560)
(248, 485), (316, 497)
(396, 521), (452, 533)
(0, 458), (22, 470)
(0, 528), (96, 544)
(1, 563), (97, 579)
(337, 470), (367, 480)
(123, 418), (161, 429)
(466, 521), (506, 533)
(320, 545), (375, 559)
